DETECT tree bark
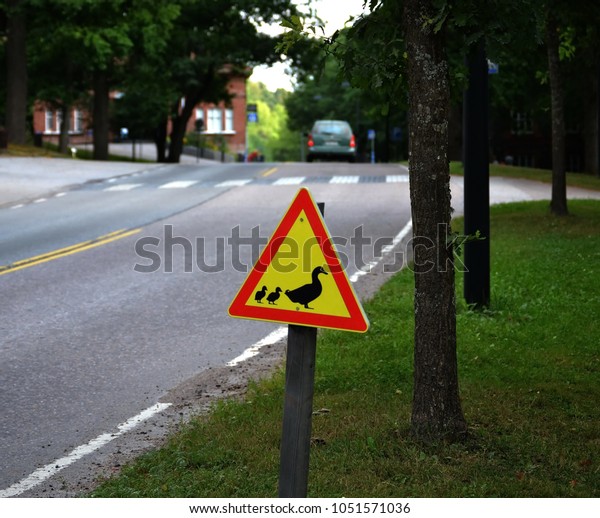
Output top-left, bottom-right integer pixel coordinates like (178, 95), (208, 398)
(403, 0), (467, 443)
(58, 104), (70, 154)
(167, 94), (199, 163)
(5, 0), (28, 145)
(155, 120), (168, 162)
(546, 10), (568, 215)
(92, 70), (110, 161)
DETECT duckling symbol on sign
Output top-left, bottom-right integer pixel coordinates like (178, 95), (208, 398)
(228, 187), (369, 332)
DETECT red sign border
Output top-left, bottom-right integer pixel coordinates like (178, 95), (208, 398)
(228, 188), (369, 333)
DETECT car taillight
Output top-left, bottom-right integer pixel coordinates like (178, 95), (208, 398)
(307, 134), (314, 147)
(350, 134), (356, 148)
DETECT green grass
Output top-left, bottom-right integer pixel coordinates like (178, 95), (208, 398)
(92, 200), (600, 498)
(0, 143), (66, 158)
(450, 161), (600, 191)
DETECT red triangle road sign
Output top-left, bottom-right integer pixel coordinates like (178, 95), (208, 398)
(228, 187), (369, 332)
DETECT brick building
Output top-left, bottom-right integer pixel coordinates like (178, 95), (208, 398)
(32, 70), (249, 157)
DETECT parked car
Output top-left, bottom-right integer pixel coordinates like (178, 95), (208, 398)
(306, 120), (356, 162)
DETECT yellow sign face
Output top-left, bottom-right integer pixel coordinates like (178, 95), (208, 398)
(245, 210), (351, 318)
(228, 188), (369, 333)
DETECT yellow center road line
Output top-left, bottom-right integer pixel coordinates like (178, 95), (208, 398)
(0, 228), (141, 276)
(261, 167), (278, 178)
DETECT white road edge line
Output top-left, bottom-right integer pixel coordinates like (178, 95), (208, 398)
(350, 219), (413, 282)
(0, 402), (171, 498)
(227, 326), (288, 367)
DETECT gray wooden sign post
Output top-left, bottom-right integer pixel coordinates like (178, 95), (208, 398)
(278, 324), (318, 497)
(278, 202), (324, 498)
(228, 192), (368, 496)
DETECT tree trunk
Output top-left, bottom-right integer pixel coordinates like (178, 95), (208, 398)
(546, 10), (568, 215)
(403, 0), (467, 443)
(58, 104), (70, 154)
(5, 0), (28, 145)
(92, 70), (110, 161)
(167, 95), (198, 163)
(167, 114), (186, 163)
(155, 120), (168, 162)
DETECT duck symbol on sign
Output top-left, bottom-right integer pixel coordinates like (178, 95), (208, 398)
(285, 266), (328, 310)
(255, 285), (267, 303)
(266, 287), (282, 305)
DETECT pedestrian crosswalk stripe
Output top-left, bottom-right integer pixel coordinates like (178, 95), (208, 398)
(329, 176), (360, 184)
(386, 175), (410, 183)
(159, 180), (198, 189)
(104, 183), (143, 191)
(215, 179), (253, 187)
(272, 176), (306, 185)
(91, 175), (411, 193)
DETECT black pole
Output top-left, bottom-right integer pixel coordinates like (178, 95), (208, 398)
(463, 40), (490, 308)
(278, 202), (324, 498)
(597, 61), (600, 177)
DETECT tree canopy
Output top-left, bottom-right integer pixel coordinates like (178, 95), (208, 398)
(1, 0), (308, 160)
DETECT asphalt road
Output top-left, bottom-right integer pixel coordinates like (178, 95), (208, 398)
(0, 160), (416, 496)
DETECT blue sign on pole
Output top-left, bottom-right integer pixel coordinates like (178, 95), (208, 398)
(248, 112), (258, 123)
(487, 60), (499, 75)
(368, 129), (376, 164)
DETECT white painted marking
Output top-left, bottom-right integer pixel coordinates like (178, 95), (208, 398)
(349, 270), (366, 283)
(329, 176), (360, 184)
(107, 178), (117, 183)
(104, 183), (142, 192)
(159, 180), (198, 189)
(33, 198), (47, 204)
(349, 220), (413, 282)
(386, 175), (410, 183)
(273, 177), (306, 186)
(392, 220), (413, 245)
(0, 402), (171, 498)
(54, 192), (67, 198)
(227, 327), (287, 367)
(215, 179), (252, 187)
(349, 260), (378, 282)
(10, 204), (24, 210)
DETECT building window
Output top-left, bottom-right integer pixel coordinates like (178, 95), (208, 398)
(225, 109), (234, 132)
(45, 110), (55, 133)
(207, 108), (222, 133)
(73, 110), (83, 133)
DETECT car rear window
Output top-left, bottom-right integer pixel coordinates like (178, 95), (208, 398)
(313, 121), (351, 137)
